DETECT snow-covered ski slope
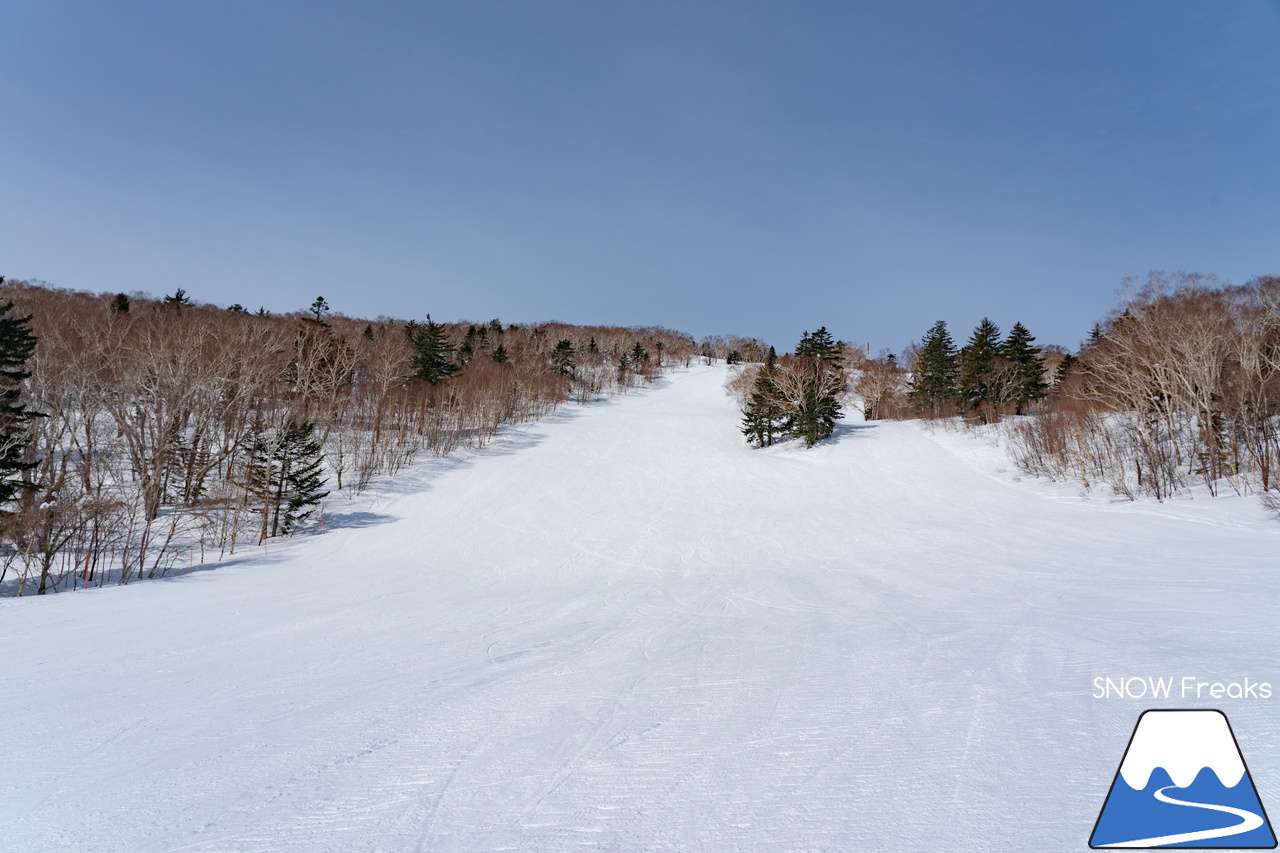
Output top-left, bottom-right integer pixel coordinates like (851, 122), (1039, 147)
(3, 364), (1277, 852)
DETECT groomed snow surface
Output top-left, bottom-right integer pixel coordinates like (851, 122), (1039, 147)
(2, 364), (1277, 852)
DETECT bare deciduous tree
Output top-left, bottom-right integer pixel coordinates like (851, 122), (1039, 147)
(0, 281), (700, 594)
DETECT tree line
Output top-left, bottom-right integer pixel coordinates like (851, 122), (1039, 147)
(699, 335), (772, 365)
(1007, 272), (1280, 502)
(726, 316), (1056, 452)
(0, 279), (697, 595)
(907, 318), (1050, 421)
(829, 270), (1280, 506)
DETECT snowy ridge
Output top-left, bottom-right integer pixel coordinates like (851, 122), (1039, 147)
(1118, 710), (1246, 790)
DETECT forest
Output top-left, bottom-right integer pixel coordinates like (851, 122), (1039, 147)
(7, 269), (1279, 596)
(742, 272), (1280, 511)
(1008, 273), (1280, 503)
(0, 279), (698, 595)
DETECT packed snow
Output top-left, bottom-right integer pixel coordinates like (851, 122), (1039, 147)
(2, 363), (1278, 852)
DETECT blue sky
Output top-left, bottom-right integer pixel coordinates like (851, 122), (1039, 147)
(2, 1), (1278, 353)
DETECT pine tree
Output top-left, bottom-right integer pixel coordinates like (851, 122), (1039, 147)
(790, 367), (842, 446)
(909, 320), (958, 416)
(491, 343), (509, 363)
(741, 347), (787, 447)
(246, 419), (329, 540)
(957, 318), (1002, 417)
(406, 314), (459, 384)
(551, 339), (576, 376)
(794, 330), (825, 360)
(459, 325), (484, 364)
(1054, 352), (1078, 387)
(111, 293), (130, 313)
(163, 288), (191, 309)
(795, 327), (843, 364)
(789, 330), (844, 446)
(308, 296), (330, 324)
(1000, 321), (1047, 414)
(280, 422), (328, 535)
(0, 301), (39, 507)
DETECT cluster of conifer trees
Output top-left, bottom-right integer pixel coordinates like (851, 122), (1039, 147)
(738, 328), (847, 447)
(886, 272), (1280, 504)
(908, 318), (1048, 422)
(0, 279), (696, 595)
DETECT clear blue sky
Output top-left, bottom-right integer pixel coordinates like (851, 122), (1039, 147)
(2, 1), (1278, 353)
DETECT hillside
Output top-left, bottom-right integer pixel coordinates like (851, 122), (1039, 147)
(2, 364), (1277, 852)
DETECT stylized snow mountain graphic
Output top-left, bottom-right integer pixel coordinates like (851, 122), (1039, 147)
(1091, 710), (1276, 848)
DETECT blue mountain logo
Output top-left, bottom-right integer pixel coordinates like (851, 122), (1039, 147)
(1091, 710), (1276, 848)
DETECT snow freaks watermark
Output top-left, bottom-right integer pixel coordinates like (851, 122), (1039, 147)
(1093, 676), (1273, 701)
(1089, 710), (1277, 848)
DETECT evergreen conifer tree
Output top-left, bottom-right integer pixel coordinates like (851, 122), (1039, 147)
(406, 314), (459, 384)
(247, 419), (329, 540)
(491, 343), (509, 363)
(551, 339), (576, 375)
(1000, 321), (1047, 414)
(908, 320), (958, 416)
(957, 318), (1003, 416)
(308, 296), (330, 323)
(790, 369), (842, 445)
(279, 422), (328, 535)
(0, 301), (39, 507)
(1054, 352), (1078, 387)
(789, 330), (844, 446)
(741, 347), (787, 447)
(795, 327), (843, 363)
(111, 293), (130, 313)
(458, 325), (481, 364)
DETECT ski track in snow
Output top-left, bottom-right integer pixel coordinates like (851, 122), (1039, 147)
(2, 364), (1278, 852)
